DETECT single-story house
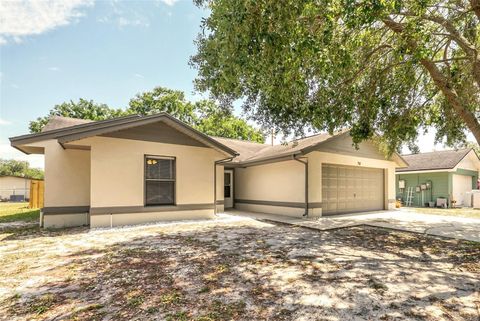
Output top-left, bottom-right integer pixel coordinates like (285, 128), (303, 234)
(396, 149), (480, 207)
(10, 113), (407, 228)
(0, 175), (36, 201)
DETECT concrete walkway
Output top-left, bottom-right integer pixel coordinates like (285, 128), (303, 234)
(227, 208), (480, 242)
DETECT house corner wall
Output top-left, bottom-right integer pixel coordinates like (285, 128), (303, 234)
(233, 160), (306, 218)
(42, 140), (91, 228)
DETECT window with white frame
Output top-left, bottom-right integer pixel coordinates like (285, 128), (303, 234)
(145, 156), (175, 206)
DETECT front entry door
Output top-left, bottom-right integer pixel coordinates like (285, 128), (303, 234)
(224, 170), (233, 208)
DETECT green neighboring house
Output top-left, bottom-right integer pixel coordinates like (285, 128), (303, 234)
(396, 149), (480, 207)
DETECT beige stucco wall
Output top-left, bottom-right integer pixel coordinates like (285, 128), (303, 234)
(235, 160), (305, 202)
(235, 203), (305, 217)
(234, 160), (306, 218)
(233, 136), (398, 218)
(91, 209), (215, 228)
(21, 134), (228, 228)
(43, 213), (89, 228)
(85, 136), (223, 207)
(68, 136), (227, 226)
(0, 176), (31, 199)
(43, 140), (91, 208)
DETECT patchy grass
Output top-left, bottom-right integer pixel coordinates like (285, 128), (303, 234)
(406, 206), (480, 219)
(27, 293), (56, 315)
(0, 202), (39, 223)
(0, 216), (478, 321)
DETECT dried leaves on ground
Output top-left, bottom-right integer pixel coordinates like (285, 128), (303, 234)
(0, 216), (478, 321)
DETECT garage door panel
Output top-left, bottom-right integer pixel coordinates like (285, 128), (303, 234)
(322, 164), (384, 216)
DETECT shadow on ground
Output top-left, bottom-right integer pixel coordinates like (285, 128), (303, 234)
(0, 219), (478, 321)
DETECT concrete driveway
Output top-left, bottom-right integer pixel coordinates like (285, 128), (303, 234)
(229, 208), (480, 242)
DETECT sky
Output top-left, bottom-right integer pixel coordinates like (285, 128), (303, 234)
(0, 0), (472, 169)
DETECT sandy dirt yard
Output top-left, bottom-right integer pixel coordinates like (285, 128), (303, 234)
(0, 214), (478, 321)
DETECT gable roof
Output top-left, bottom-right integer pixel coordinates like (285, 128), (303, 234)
(11, 114), (406, 167)
(213, 130), (407, 167)
(10, 114), (238, 157)
(396, 149), (474, 172)
(211, 137), (271, 162)
(213, 132), (338, 165)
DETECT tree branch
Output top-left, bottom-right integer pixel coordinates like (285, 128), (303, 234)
(396, 12), (477, 56)
(390, 13), (480, 89)
(382, 17), (480, 144)
(337, 44), (393, 86)
(432, 57), (469, 63)
(471, 0), (480, 20)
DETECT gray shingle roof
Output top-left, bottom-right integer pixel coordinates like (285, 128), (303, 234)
(11, 114), (238, 157)
(20, 115), (405, 166)
(39, 116), (338, 164)
(211, 137), (271, 162)
(396, 149), (472, 172)
(213, 132), (336, 164)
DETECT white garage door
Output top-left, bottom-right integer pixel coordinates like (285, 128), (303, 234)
(322, 164), (385, 216)
(452, 174), (472, 206)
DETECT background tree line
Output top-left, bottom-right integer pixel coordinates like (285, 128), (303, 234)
(29, 86), (265, 143)
(0, 159), (44, 179)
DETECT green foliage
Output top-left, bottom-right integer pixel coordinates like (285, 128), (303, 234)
(192, 0), (480, 155)
(194, 100), (265, 142)
(29, 87), (265, 143)
(0, 159), (44, 179)
(463, 141), (480, 155)
(127, 87), (197, 124)
(29, 99), (125, 133)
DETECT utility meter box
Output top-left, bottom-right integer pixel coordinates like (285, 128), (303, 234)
(398, 180), (405, 189)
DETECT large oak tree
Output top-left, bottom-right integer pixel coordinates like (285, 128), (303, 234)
(192, 0), (480, 154)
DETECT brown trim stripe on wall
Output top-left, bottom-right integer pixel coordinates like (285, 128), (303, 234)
(90, 203), (215, 215)
(42, 206), (90, 214)
(235, 199), (323, 209)
(307, 202), (322, 209)
(215, 200), (224, 205)
(235, 199), (304, 208)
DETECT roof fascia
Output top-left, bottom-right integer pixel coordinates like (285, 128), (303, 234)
(301, 131), (408, 167)
(9, 115), (140, 146)
(396, 168), (454, 174)
(452, 149), (480, 171)
(232, 152), (302, 167)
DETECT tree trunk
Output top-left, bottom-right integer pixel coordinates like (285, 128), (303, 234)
(383, 18), (480, 145)
(420, 59), (480, 144)
(471, 0), (480, 20)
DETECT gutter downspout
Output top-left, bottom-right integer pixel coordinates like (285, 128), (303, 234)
(214, 156), (235, 215)
(293, 154), (308, 218)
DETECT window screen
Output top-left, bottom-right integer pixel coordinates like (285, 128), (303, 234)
(145, 156), (175, 205)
